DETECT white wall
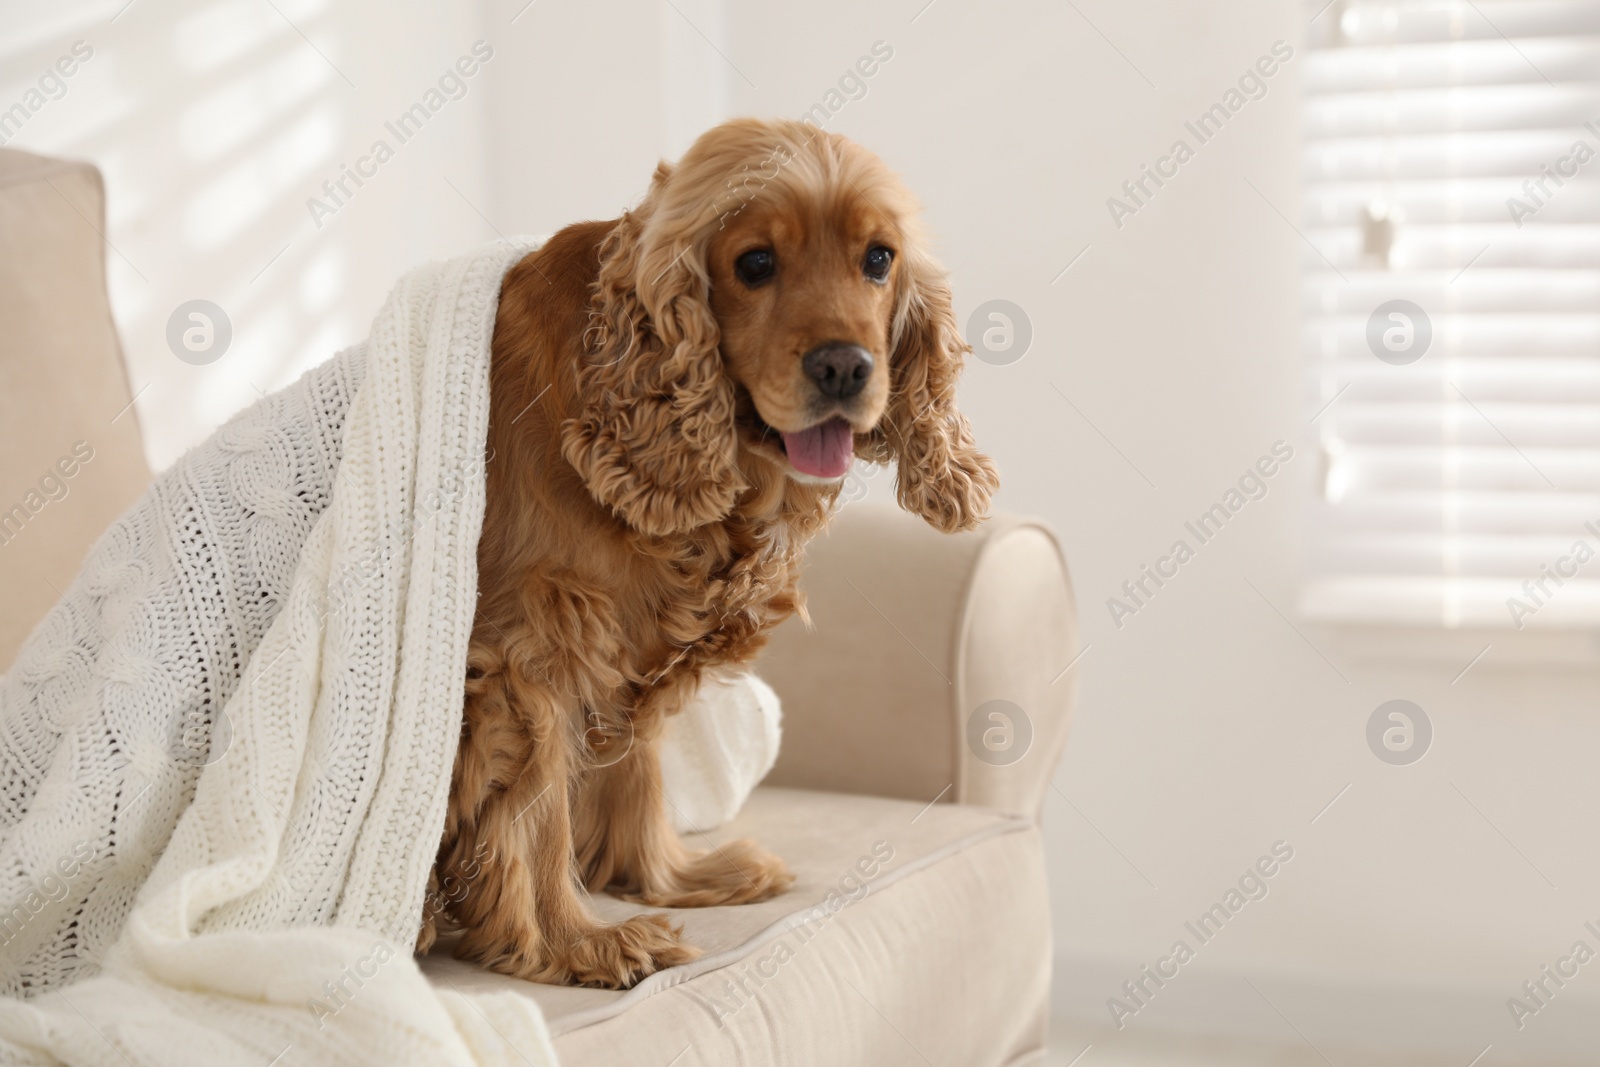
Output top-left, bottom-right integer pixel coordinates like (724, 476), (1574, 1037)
(8, 0), (1600, 1059)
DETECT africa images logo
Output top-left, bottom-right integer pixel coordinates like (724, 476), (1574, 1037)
(1106, 40), (1293, 230)
(1366, 300), (1431, 366)
(305, 42), (494, 228)
(1107, 442), (1294, 629)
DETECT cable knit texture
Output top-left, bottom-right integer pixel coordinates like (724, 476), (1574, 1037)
(660, 673), (781, 835)
(0, 240), (559, 1065)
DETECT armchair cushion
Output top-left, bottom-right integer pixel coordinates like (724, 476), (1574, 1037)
(420, 787), (1049, 1065)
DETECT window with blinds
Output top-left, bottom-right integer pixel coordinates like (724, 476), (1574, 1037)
(1300, 0), (1600, 628)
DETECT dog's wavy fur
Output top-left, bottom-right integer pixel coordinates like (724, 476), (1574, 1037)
(419, 118), (998, 988)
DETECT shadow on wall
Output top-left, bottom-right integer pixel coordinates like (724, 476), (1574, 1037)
(1, 0), (494, 471)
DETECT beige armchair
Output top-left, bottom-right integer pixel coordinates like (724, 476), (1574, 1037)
(3, 149), (1078, 1066)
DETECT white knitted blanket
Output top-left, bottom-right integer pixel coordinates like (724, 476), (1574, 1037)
(0, 241), (561, 1064)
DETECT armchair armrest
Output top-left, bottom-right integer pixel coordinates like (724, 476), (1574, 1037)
(755, 503), (1077, 820)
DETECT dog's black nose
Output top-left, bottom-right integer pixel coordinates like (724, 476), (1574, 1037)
(802, 343), (873, 400)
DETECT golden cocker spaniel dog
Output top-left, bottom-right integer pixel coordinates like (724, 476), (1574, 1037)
(419, 117), (998, 988)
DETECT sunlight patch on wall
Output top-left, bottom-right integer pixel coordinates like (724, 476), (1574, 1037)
(173, 0), (305, 73)
(179, 48), (332, 162)
(182, 104), (339, 250)
(298, 244), (345, 315)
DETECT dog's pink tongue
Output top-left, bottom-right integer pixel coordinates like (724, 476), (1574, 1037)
(782, 417), (854, 478)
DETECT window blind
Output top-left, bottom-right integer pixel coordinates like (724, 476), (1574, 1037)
(1300, 0), (1600, 628)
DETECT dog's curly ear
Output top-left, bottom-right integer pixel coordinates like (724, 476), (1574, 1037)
(561, 163), (745, 538)
(863, 248), (999, 533)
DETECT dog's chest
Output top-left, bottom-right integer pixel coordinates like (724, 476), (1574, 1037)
(609, 526), (791, 672)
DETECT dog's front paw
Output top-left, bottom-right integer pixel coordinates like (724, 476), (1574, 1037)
(623, 837), (795, 908)
(549, 913), (701, 989)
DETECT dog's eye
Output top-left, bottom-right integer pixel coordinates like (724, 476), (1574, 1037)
(735, 249), (775, 286)
(863, 246), (894, 282)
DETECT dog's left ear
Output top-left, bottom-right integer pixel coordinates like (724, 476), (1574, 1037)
(562, 163), (746, 538)
(864, 249), (999, 533)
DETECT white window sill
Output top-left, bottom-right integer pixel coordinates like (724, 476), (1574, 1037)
(1300, 577), (1600, 630)
(1299, 578), (1600, 669)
